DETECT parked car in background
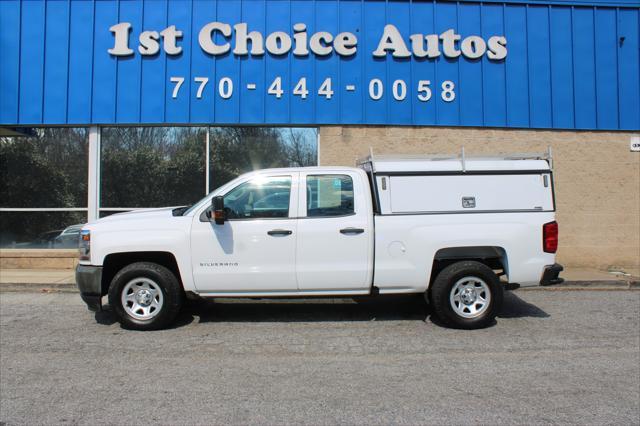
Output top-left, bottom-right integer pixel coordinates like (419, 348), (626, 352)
(53, 224), (84, 248)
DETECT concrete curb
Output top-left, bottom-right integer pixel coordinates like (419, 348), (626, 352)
(1, 280), (638, 293)
(526, 279), (640, 288)
(519, 281), (640, 291)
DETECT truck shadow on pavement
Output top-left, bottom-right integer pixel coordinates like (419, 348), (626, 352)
(499, 291), (550, 319)
(95, 290), (548, 329)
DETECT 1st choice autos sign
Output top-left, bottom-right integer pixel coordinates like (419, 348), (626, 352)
(108, 21), (507, 105)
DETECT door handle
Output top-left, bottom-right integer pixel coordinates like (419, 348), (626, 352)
(340, 227), (365, 235)
(267, 229), (293, 236)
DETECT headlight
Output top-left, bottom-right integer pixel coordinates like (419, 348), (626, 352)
(79, 229), (91, 261)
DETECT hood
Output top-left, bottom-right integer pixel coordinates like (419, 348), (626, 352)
(93, 207), (179, 224)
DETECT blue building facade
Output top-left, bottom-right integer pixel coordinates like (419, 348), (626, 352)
(1, 0), (638, 130)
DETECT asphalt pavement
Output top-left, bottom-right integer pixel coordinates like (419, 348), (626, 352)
(1, 290), (639, 425)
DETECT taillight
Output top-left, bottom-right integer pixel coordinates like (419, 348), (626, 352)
(543, 221), (558, 253)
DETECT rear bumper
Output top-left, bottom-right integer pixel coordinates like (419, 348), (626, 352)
(76, 265), (103, 311)
(540, 263), (564, 286)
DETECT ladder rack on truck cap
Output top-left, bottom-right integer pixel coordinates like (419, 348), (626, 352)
(357, 147), (554, 174)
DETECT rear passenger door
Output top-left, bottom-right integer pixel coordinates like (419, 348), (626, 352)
(295, 171), (373, 292)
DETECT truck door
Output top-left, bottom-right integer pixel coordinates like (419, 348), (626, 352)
(295, 171), (373, 292)
(190, 174), (299, 293)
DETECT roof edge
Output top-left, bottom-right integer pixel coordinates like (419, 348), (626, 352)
(450, 0), (639, 8)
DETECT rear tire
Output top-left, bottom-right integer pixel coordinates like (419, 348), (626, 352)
(108, 262), (183, 330)
(429, 261), (503, 329)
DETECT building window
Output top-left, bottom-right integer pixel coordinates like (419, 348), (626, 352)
(100, 126), (317, 217)
(209, 127), (318, 189)
(0, 128), (88, 248)
(100, 127), (208, 210)
(1, 126), (318, 247)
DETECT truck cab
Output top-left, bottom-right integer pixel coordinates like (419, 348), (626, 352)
(189, 168), (374, 295)
(76, 152), (562, 330)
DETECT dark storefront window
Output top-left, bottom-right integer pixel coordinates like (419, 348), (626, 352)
(0, 126), (317, 248)
(0, 128), (88, 208)
(101, 126), (317, 210)
(100, 127), (207, 208)
(0, 128), (88, 248)
(209, 127), (318, 189)
(0, 211), (87, 249)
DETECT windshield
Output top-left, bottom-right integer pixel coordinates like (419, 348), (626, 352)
(182, 194), (211, 217)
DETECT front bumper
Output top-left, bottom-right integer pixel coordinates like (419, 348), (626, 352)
(76, 265), (103, 311)
(540, 263), (564, 286)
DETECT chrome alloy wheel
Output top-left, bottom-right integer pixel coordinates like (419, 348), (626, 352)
(121, 278), (164, 320)
(449, 276), (491, 318)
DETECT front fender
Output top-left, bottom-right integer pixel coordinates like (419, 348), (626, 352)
(89, 224), (196, 292)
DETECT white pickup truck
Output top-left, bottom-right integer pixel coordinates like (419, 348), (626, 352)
(76, 152), (563, 330)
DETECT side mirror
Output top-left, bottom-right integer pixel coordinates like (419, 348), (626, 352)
(212, 195), (225, 225)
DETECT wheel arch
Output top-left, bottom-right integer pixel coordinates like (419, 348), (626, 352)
(429, 246), (508, 289)
(100, 251), (183, 296)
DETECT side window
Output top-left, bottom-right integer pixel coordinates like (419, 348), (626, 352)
(224, 176), (292, 219)
(306, 175), (354, 217)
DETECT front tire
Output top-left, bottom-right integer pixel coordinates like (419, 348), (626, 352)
(108, 262), (183, 330)
(429, 261), (503, 329)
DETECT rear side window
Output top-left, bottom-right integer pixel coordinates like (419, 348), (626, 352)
(306, 175), (354, 217)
